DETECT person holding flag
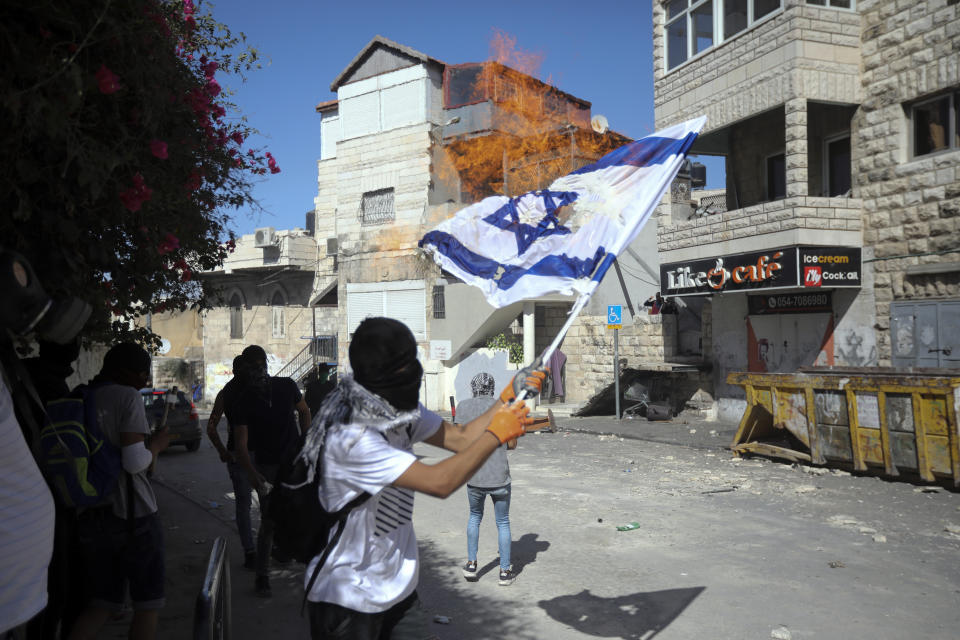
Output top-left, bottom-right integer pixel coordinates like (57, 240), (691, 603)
(419, 116), (706, 369)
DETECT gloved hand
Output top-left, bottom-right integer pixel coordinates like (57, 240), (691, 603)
(499, 365), (548, 404)
(486, 401), (534, 444)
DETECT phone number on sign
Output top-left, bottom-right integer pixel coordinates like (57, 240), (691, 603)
(766, 294), (829, 309)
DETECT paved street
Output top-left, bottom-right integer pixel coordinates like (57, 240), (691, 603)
(142, 413), (960, 639)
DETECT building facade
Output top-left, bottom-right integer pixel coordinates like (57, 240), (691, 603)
(198, 227), (337, 402)
(314, 36), (665, 410)
(652, 0), (960, 420)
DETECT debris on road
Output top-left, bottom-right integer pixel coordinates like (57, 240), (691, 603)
(432, 615), (451, 624)
(771, 625), (793, 639)
(828, 560), (845, 568)
(616, 522), (641, 531)
(873, 534), (887, 543)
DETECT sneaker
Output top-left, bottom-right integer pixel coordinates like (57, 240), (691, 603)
(243, 551), (257, 570)
(461, 560), (478, 581)
(255, 574), (272, 598)
(498, 567), (515, 586)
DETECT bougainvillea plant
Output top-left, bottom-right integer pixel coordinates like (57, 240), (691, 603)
(1, 0), (278, 347)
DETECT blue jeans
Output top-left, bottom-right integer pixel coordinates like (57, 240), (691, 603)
(466, 484), (511, 570)
(227, 461), (255, 554)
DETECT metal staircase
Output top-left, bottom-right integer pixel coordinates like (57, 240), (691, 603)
(275, 335), (337, 384)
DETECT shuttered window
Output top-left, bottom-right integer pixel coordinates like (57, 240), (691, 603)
(346, 281), (426, 339)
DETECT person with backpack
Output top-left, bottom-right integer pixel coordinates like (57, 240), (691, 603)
(299, 317), (545, 639)
(205, 354), (257, 570)
(68, 343), (170, 640)
(231, 345), (311, 598)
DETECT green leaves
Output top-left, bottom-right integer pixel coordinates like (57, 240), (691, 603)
(0, 0), (274, 346)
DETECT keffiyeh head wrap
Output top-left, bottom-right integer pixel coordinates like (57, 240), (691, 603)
(288, 374), (420, 488)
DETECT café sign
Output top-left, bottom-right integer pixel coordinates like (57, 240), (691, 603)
(660, 246), (861, 296)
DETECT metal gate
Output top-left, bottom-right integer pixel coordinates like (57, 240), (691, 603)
(891, 300), (960, 369)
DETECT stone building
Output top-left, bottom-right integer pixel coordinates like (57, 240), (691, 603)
(650, 0), (959, 421)
(313, 36), (661, 411)
(197, 227), (337, 402)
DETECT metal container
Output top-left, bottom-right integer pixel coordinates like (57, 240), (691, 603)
(727, 367), (960, 484)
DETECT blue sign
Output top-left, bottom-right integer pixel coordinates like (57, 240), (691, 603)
(607, 305), (622, 327)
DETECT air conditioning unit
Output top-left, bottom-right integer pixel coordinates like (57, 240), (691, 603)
(254, 227), (277, 247)
(326, 237), (338, 256)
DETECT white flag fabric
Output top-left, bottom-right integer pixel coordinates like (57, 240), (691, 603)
(419, 116), (706, 308)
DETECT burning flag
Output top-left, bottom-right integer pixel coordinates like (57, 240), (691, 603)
(419, 116), (706, 308)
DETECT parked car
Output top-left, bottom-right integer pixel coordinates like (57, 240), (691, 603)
(141, 388), (202, 452)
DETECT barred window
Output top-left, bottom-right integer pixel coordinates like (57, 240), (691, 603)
(360, 188), (395, 226)
(432, 285), (446, 319)
(270, 290), (286, 339)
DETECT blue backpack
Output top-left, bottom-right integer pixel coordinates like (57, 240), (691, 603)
(39, 384), (122, 508)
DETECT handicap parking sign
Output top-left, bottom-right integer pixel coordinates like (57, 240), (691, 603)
(607, 305), (622, 329)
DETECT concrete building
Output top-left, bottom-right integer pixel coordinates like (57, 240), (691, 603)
(313, 36), (664, 411)
(197, 226), (337, 402)
(651, 0), (960, 421)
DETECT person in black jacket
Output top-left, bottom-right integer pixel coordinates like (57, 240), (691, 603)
(232, 345), (311, 597)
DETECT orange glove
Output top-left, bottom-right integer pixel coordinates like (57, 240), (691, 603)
(486, 401), (534, 444)
(499, 367), (548, 404)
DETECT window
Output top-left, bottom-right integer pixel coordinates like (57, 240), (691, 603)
(346, 281), (426, 339)
(432, 285), (446, 319)
(766, 152), (786, 201)
(825, 136), (851, 197)
(806, 0), (853, 8)
(665, 0), (783, 71)
(271, 290), (285, 339)
(359, 188), (395, 226)
(912, 92), (959, 158)
(229, 293), (243, 339)
(445, 64), (486, 108)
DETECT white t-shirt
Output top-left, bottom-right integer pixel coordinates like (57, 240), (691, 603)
(0, 373), (54, 633)
(91, 384), (157, 518)
(305, 405), (442, 613)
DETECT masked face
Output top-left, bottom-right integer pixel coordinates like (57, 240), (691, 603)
(350, 318), (423, 411)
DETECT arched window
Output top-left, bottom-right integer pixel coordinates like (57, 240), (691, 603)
(229, 293), (243, 339)
(271, 290), (286, 339)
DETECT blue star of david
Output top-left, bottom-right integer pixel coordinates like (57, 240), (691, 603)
(482, 190), (579, 256)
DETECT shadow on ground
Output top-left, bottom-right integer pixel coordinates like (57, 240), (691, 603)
(539, 587), (706, 639)
(412, 537), (701, 640)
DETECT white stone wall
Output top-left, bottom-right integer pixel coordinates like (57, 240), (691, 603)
(856, 0), (960, 365)
(653, 0), (861, 132)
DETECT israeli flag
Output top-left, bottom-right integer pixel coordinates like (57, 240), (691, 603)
(419, 116), (706, 308)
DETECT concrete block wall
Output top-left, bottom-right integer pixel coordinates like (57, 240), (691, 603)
(855, 0), (960, 365)
(658, 196), (863, 256)
(560, 312), (677, 404)
(653, 0), (861, 132)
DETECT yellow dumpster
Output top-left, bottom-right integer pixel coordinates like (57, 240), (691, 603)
(727, 367), (960, 485)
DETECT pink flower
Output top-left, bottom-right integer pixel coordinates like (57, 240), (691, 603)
(265, 151), (280, 174)
(96, 65), (121, 94)
(157, 232), (180, 255)
(203, 60), (218, 79)
(206, 78), (221, 97)
(119, 173), (152, 212)
(150, 140), (168, 159)
(230, 131), (244, 145)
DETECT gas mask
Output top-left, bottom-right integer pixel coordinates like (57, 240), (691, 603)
(0, 248), (91, 344)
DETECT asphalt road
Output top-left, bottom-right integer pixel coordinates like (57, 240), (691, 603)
(140, 414), (960, 640)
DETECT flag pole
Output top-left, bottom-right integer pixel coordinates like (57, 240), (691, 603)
(515, 270), (602, 402)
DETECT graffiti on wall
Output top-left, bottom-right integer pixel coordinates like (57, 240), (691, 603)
(836, 330), (878, 367)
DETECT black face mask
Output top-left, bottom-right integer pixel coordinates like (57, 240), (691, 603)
(350, 318), (423, 411)
(358, 359), (423, 411)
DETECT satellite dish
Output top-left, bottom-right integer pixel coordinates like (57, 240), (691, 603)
(158, 338), (171, 355)
(591, 114), (609, 134)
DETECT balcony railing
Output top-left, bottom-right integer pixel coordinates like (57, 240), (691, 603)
(659, 196), (863, 259)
